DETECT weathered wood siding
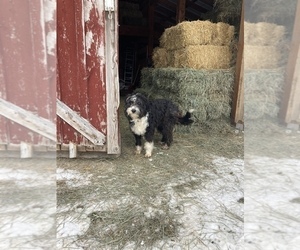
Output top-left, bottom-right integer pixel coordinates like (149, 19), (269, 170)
(231, 1), (244, 126)
(280, 0), (300, 125)
(0, 0), (56, 149)
(57, 0), (120, 155)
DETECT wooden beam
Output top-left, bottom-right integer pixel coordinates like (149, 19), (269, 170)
(231, 1), (244, 124)
(157, 0), (176, 10)
(148, 3), (155, 58)
(56, 99), (106, 145)
(176, 0), (186, 23)
(0, 98), (56, 142)
(119, 25), (149, 37)
(105, 2), (121, 155)
(279, 0), (300, 124)
(186, 0), (209, 14)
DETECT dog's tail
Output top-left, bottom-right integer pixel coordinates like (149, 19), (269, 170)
(178, 109), (194, 125)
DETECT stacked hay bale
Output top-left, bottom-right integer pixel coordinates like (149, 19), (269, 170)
(244, 22), (286, 122)
(244, 22), (285, 69)
(138, 20), (235, 131)
(153, 20), (234, 69)
(139, 68), (234, 130)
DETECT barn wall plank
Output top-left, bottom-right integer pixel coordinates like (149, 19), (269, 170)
(231, 1), (244, 125)
(105, 0), (121, 154)
(57, 0), (88, 144)
(0, 0), (55, 145)
(280, 0), (300, 124)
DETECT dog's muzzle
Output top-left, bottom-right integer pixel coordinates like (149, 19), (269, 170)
(126, 106), (140, 119)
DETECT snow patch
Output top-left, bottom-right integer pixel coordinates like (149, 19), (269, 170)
(46, 30), (56, 56)
(43, 0), (56, 22)
(85, 31), (93, 56)
(57, 168), (92, 188)
(0, 168), (55, 188)
(84, 0), (94, 22)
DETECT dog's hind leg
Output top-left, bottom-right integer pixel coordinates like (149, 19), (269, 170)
(134, 134), (142, 155)
(157, 126), (167, 145)
(161, 125), (174, 149)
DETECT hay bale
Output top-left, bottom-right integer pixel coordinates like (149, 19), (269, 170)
(244, 69), (284, 120)
(152, 48), (169, 68)
(172, 45), (231, 69)
(139, 68), (234, 130)
(159, 20), (234, 50)
(245, 22), (285, 46)
(244, 45), (282, 69)
(153, 45), (231, 69)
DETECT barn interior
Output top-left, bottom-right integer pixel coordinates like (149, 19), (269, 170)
(118, 0), (298, 132)
(118, 0), (242, 93)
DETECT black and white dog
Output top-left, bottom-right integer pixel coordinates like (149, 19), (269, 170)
(125, 93), (194, 157)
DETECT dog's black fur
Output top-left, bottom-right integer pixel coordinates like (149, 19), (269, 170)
(125, 93), (193, 157)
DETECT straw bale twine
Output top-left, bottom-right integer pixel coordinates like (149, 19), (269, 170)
(159, 20), (234, 50)
(244, 22), (285, 46)
(244, 45), (282, 69)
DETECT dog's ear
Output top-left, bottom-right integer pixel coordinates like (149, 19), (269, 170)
(125, 94), (132, 103)
(135, 93), (145, 98)
(138, 93), (150, 111)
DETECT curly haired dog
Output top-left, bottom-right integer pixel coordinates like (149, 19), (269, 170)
(125, 93), (194, 157)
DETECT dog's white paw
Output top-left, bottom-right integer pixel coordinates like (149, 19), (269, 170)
(161, 144), (169, 150)
(144, 142), (153, 158)
(135, 146), (142, 155)
(145, 152), (152, 158)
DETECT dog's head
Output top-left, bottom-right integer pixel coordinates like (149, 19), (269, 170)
(125, 93), (149, 119)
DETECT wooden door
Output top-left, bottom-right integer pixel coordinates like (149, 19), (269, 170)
(57, 0), (120, 157)
(0, 0), (56, 158)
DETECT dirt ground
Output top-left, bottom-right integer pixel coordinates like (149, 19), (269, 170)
(55, 111), (299, 250)
(55, 100), (244, 250)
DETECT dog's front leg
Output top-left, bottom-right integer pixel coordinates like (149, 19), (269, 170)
(144, 141), (154, 158)
(134, 134), (142, 155)
(144, 131), (154, 158)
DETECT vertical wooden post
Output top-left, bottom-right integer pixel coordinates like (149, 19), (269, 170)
(69, 142), (77, 158)
(279, 0), (300, 124)
(20, 142), (33, 158)
(105, 0), (121, 155)
(148, 3), (155, 59)
(231, 1), (244, 126)
(176, 0), (186, 23)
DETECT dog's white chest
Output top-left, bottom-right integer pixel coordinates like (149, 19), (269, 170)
(130, 114), (149, 135)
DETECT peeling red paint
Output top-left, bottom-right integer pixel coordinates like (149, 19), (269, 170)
(0, 0), (56, 145)
(57, 0), (107, 145)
